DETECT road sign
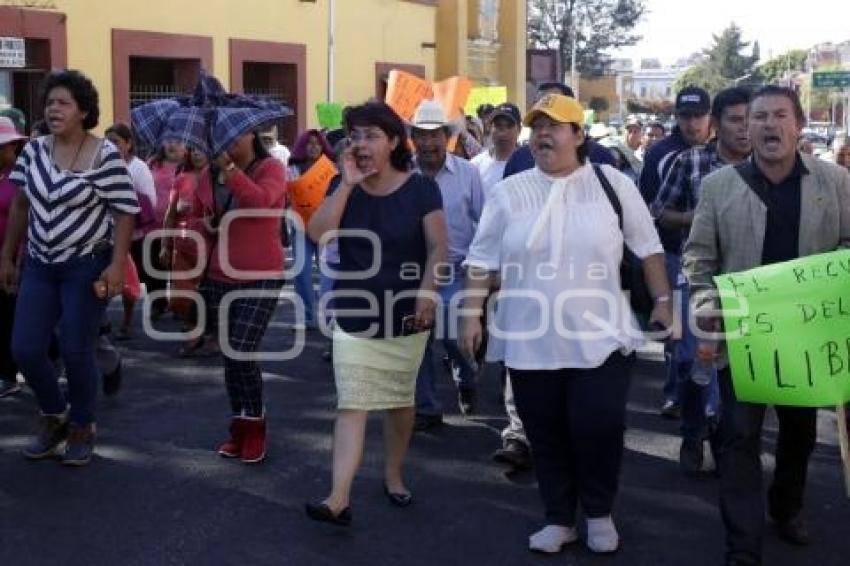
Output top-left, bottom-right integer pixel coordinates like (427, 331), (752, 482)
(812, 71), (850, 89)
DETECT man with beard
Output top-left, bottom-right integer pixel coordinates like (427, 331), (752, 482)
(684, 85), (850, 565)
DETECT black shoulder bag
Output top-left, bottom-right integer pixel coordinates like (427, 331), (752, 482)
(592, 165), (655, 318)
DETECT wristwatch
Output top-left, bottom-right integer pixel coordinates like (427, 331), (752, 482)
(653, 295), (671, 304)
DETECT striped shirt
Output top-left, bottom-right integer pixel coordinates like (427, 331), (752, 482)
(10, 136), (139, 263)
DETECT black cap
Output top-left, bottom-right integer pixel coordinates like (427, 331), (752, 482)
(489, 102), (522, 125)
(675, 86), (710, 115)
(537, 82), (575, 98)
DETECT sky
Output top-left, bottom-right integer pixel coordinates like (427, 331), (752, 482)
(614, 0), (850, 66)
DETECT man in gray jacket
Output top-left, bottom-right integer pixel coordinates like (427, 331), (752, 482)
(684, 85), (850, 566)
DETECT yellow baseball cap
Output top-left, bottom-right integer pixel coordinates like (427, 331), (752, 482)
(522, 94), (585, 127)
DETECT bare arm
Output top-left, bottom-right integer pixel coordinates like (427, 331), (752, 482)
(459, 265), (499, 358)
(414, 209), (448, 330)
(307, 147), (374, 244)
(306, 180), (355, 244)
(642, 253), (676, 335)
(111, 213), (135, 263)
(1, 192), (28, 263)
(91, 212), (135, 299)
(0, 192), (29, 292)
(94, 212), (135, 299)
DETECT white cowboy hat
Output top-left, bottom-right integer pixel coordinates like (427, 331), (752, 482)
(588, 122), (609, 140)
(408, 99), (464, 136)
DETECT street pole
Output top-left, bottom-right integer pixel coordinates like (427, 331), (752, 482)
(806, 76), (812, 124)
(832, 92), (837, 127)
(571, 26), (578, 100)
(327, 0), (335, 102)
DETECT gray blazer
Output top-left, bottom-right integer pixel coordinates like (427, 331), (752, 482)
(683, 153), (850, 328)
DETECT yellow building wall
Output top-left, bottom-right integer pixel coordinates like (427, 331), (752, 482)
(333, 0), (436, 104)
(435, 0), (468, 80)
(498, 0), (526, 111)
(47, 0), (436, 130)
(578, 75), (618, 122)
(436, 0), (526, 111)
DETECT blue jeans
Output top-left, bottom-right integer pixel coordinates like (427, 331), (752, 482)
(415, 265), (476, 416)
(666, 253), (721, 440)
(12, 250), (111, 425)
(293, 228), (319, 325)
(662, 252), (684, 404)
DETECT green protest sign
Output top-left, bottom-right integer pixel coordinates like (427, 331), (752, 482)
(464, 86), (507, 116)
(316, 103), (344, 129)
(714, 249), (850, 406)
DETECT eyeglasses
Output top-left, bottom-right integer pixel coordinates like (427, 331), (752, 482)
(348, 129), (385, 144)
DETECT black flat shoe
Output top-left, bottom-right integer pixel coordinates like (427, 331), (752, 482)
(305, 502), (352, 526)
(774, 516), (810, 546)
(383, 485), (413, 507)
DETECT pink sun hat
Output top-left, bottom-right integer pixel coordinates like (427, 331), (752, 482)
(0, 116), (27, 146)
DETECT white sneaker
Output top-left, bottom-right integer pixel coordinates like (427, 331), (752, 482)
(528, 524), (578, 554)
(586, 516), (619, 553)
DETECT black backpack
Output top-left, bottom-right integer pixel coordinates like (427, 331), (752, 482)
(592, 165), (655, 318)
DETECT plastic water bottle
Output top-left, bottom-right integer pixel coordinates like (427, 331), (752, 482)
(691, 342), (716, 386)
(691, 358), (714, 386)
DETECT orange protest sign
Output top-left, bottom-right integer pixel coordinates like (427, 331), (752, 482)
(385, 70), (473, 153)
(385, 70), (433, 122)
(287, 154), (338, 226)
(385, 70), (473, 124)
(431, 76), (472, 122)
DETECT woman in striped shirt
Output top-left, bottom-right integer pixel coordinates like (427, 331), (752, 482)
(0, 70), (139, 466)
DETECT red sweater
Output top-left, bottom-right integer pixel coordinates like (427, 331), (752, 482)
(191, 158), (287, 283)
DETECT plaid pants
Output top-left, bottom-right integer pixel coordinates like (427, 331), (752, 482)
(201, 277), (283, 417)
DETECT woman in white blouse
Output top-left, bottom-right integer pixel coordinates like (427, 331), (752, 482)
(460, 94), (673, 556)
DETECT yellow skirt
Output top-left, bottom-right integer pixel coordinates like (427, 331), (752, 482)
(333, 327), (430, 411)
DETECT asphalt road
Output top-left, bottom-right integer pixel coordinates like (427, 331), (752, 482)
(1, 300), (848, 566)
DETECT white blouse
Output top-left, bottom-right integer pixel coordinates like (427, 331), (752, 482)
(463, 164), (663, 370)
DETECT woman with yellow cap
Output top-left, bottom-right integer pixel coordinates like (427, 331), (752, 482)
(461, 94), (673, 556)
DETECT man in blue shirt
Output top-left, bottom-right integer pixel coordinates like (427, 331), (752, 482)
(409, 100), (485, 430)
(652, 87), (752, 474)
(639, 86), (712, 418)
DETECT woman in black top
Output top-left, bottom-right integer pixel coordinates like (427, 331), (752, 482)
(305, 102), (447, 526)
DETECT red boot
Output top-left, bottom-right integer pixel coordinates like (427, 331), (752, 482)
(218, 418), (246, 458)
(240, 416), (267, 464)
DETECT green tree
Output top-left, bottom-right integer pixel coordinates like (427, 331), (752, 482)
(588, 96), (610, 113)
(752, 49), (809, 84)
(702, 23), (760, 81)
(673, 63), (729, 97)
(527, 0), (646, 77)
